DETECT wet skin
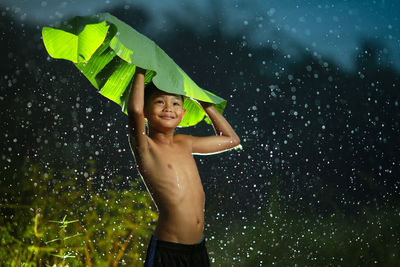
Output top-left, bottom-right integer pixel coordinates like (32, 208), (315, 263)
(133, 133), (206, 244)
(127, 67), (240, 244)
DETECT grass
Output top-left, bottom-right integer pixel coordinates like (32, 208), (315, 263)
(0, 159), (157, 266)
(206, 198), (400, 266)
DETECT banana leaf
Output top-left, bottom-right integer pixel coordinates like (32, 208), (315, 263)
(42, 13), (226, 127)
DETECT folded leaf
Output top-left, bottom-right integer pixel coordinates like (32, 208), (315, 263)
(42, 21), (109, 63)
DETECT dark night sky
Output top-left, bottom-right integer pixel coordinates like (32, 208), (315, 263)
(1, 0), (399, 232)
(2, 0), (400, 69)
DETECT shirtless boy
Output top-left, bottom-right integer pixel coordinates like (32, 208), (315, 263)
(127, 67), (240, 267)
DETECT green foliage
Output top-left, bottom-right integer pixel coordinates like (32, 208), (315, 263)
(206, 176), (400, 266)
(2, 161), (399, 266)
(208, 207), (400, 266)
(0, 159), (157, 266)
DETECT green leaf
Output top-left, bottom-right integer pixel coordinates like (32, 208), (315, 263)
(42, 21), (109, 63)
(42, 27), (79, 62)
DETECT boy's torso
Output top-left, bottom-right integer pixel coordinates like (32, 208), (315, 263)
(132, 134), (205, 244)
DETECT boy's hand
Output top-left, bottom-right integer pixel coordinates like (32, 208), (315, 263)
(198, 100), (212, 108)
(135, 66), (146, 75)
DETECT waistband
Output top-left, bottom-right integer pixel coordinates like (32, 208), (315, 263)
(151, 235), (206, 252)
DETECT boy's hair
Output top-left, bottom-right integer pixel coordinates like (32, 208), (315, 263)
(144, 82), (159, 107)
(144, 82), (184, 108)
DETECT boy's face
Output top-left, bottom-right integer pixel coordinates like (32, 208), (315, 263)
(144, 90), (185, 130)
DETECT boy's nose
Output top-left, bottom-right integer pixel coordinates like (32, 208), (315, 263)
(163, 104), (172, 112)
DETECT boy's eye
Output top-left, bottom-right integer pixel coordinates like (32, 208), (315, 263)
(156, 100), (164, 104)
(173, 102), (180, 106)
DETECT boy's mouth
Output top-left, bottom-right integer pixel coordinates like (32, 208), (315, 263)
(160, 115), (175, 120)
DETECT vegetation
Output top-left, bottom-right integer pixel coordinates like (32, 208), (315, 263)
(0, 159), (157, 266)
(206, 182), (400, 266)
(1, 160), (399, 266)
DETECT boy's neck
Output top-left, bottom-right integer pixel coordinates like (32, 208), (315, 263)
(148, 128), (176, 145)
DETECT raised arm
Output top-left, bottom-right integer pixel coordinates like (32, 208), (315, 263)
(190, 101), (240, 154)
(127, 67), (148, 153)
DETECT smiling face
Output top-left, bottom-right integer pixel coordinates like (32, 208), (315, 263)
(144, 89), (185, 131)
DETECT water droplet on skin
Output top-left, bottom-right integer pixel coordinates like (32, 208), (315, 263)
(176, 172), (181, 189)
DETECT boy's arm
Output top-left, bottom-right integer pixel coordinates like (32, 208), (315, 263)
(190, 101), (240, 154)
(127, 67), (148, 152)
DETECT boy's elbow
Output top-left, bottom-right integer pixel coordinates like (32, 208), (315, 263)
(127, 106), (143, 116)
(231, 135), (241, 147)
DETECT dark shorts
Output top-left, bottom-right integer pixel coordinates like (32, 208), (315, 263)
(144, 235), (210, 267)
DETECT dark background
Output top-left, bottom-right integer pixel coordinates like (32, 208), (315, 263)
(1, 0), (399, 265)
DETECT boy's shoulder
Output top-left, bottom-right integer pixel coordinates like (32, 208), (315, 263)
(173, 134), (189, 140)
(173, 134), (194, 150)
(173, 134), (194, 143)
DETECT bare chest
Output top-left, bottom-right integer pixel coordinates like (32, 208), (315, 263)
(151, 145), (197, 175)
(137, 142), (204, 201)
(134, 141), (199, 179)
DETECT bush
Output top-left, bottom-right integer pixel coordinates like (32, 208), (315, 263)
(0, 159), (157, 266)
